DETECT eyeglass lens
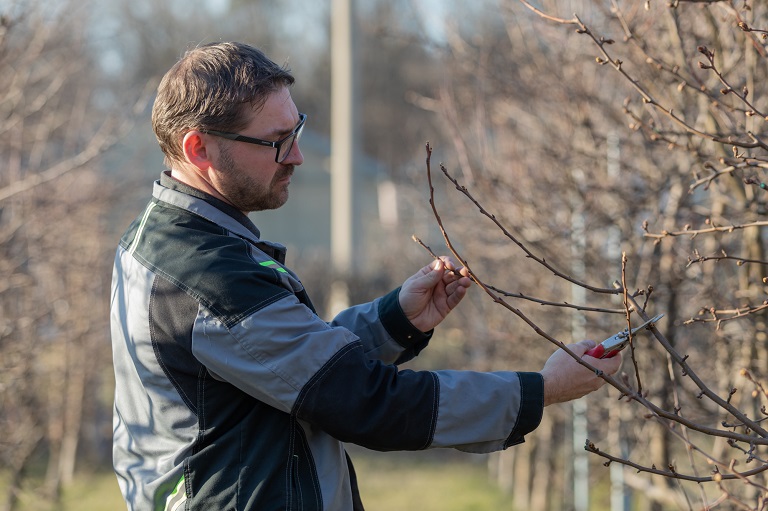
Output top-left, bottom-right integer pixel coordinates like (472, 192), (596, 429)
(278, 122), (305, 163)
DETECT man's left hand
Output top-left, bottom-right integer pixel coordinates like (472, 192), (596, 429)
(399, 257), (472, 332)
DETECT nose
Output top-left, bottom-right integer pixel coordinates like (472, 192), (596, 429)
(284, 140), (303, 166)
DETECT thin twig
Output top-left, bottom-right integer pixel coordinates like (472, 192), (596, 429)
(437, 160), (620, 295)
(623, 292), (768, 437)
(685, 303), (768, 328)
(519, 1), (768, 154)
(586, 440), (768, 483)
(620, 254), (643, 392)
(644, 220), (768, 240)
(420, 143), (603, 375)
(413, 234), (625, 314)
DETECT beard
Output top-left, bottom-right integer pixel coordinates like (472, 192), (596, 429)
(216, 144), (293, 213)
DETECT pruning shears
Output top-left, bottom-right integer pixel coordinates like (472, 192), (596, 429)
(585, 313), (665, 359)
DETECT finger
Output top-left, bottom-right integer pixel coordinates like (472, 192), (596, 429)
(425, 259), (442, 274)
(598, 353), (623, 375)
(569, 339), (596, 356)
(417, 259), (443, 278)
(439, 256), (457, 268)
(441, 268), (471, 287)
(418, 259), (446, 285)
(445, 283), (468, 309)
(444, 276), (471, 296)
(438, 256), (468, 278)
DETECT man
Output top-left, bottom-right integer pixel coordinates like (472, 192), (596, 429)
(110, 42), (621, 511)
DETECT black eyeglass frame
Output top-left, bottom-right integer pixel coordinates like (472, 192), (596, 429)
(201, 113), (307, 163)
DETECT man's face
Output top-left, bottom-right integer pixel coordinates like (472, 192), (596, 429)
(211, 87), (304, 213)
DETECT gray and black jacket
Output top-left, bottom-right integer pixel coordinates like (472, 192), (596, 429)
(110, 172), (544, 511)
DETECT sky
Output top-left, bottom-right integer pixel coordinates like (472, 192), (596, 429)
(86, 0), (466, 76)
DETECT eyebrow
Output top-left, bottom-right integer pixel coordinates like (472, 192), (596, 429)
(261, 118), (299, 139)
(261, 127), (289, 138)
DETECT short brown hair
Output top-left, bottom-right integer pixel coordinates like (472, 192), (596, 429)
(151, 42), (295, 168)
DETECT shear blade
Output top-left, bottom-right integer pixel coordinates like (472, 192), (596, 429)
(630, 313), (664, 334)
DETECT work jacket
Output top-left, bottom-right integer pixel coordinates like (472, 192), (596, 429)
(110, 172), (544, 511)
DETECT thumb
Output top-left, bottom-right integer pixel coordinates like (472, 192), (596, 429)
(410, 260), (444, 290)
(571, 339), (596, 356)
(425, 259), (446, 282)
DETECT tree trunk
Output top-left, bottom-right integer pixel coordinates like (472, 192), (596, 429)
(512, 434), (534, 510)
(43, 329), (89, 499)
(2, 436), (42, 511)
(59, 360), (86, 488)
(530, 415), (552, 511)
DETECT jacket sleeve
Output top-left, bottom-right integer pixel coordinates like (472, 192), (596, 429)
(328, 287), (431, 365)
(191, 293), (544, 454)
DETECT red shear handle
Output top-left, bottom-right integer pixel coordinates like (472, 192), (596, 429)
(585, 344), (606, 358)
(585, 344), (623, 359)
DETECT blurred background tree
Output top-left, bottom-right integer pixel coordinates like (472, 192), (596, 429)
(0, 0), (137, 508)
(416, 1), (768, 509)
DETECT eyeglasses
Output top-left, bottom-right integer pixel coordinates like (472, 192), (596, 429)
(201, 113), (306, 163)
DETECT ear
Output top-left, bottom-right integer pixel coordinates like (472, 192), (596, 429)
(182, 130), (216, 175)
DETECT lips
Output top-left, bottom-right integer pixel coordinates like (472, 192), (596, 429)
(277, 166), (293, 183)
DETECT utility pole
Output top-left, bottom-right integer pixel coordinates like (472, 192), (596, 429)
(329, 0), (354, 316)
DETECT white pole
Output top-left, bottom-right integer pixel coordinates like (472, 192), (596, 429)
(571, 168), (589, 511)
(329, 0), (354, 315)
(606, 132), (630, 511)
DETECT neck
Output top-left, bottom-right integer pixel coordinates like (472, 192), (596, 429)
(170, 167), (237, 210)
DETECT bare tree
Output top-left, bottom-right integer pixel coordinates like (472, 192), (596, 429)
(0, 1), (134, 508)
(410, 0), (768, 508)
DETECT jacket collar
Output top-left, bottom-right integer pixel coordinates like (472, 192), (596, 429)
(154, 171), (287, 264)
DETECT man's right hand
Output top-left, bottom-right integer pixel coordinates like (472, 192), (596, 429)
(540, 339), (622, 406)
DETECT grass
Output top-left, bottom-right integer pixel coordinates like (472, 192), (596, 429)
(351, 449), (517, 511)
(3, 451), (515, 511)
(1, 469), (125, 511)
